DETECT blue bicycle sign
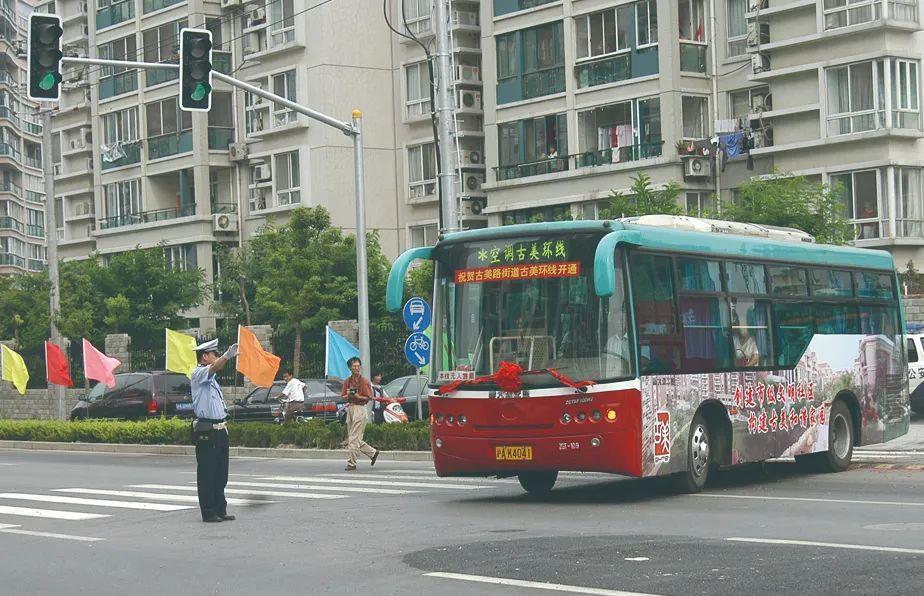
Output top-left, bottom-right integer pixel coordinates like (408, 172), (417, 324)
(402, 297), (431, 332)
(404, 332), (431, 367)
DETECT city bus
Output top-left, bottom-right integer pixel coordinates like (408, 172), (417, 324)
(385, 216), (910, 495)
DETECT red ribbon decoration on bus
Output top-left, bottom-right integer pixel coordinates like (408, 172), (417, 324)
(436, 361), (596, 395)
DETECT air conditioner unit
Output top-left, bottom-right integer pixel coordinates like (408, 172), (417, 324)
(751, 52), (770, 74)
(683, 155), (713, 179)
(229, 142), (248, 162)
(462, 149), (482, 166)
(456, 89), (482, 111)
(221, 0), (242, 7)
(248, 7), (266, 27)
(213, 213), (239, 233)
(253, 164), (271, 182)
(80, 127), (92, 144)
(746, 22), (770, 48)
(462, 173), (485, 194)
(457, 65), (481, 82)
(75, 202), (91, 216)
(462, 197), (486, 217)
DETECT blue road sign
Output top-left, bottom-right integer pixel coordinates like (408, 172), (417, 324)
(404, 332), (431, 368)
(402, 297), (432, 332)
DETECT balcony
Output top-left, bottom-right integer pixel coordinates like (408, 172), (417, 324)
(497, 66), (566, 105)
(27, 224), (44, 238)
(143, 0), (185, 13)
(23, 155), (41, 170)
(211, 202), (237, 214)
(99, 71), (138, 100)
(680, 43), (708, 74)
(28, 259), (45, 272)
(101, 140), (142, 170)
(96, 0), (134, 31)
(0, 180), (22, 198)
(208, 127), (234, 150)
(0, 217), (23, 233)
(889, 0), (918, 22)
(0, 142), (21, 162)
(0, 253), (25, 268)
(573, 141), (665, 168)
(494, 0), (558, 17)
(25, 190), (44, 203)
(494, 155), (570, 181)
(0, 70), (16, 87)
(148, 130), (193, 160)
(99, 204), (196, 230)
(575, 48), (659, 89)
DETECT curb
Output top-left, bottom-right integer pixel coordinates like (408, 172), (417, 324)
(0, 440), (433, 462)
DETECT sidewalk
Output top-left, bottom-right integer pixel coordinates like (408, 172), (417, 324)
(0, 440), (433, 461)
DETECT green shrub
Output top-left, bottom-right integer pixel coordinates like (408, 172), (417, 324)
(0, 418), (430, 450)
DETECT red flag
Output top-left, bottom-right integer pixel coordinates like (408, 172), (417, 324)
(45, 340), (73, 387)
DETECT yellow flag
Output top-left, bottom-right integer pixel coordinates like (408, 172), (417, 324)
(165, 329), (197, 378)
(1, 344), (29, 395)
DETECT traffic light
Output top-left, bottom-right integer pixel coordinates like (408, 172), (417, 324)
(28, 14), (63, 101)
(179, 28), (213, 112)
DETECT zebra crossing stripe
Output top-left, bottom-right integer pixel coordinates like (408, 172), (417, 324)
(0, 523), (103, 542)
(258, 476), (494, 490)
(0, 505), (109, 520)
(130, 484), (349, 500)
(0, 493), (191, 511)
(321, 473), (518, 484)
(52, 488), (271, 506)
(225, 481), (418, 495)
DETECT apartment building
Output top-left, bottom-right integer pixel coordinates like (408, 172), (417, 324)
(0, 0), (46, 275)
(479, 0), (924, 273)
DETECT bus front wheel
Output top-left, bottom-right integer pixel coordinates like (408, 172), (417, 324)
(675, 413), (711, 493)
(518, 471), (558, 497)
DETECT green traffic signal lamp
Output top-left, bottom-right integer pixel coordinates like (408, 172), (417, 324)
(28, 14), (64, 101)
(180, 28), (213, 112)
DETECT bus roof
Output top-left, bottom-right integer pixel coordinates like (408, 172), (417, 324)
(438, 219), (896, 271)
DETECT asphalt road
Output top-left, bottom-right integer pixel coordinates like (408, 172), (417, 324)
(1, 417), (923, 596)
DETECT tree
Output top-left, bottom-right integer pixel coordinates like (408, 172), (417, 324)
(602, 173), (684, 219)
(0, 273), (50, 351)
(405, 262), (434, 304)
(212, 243), (255, 327)
(899, 260), (924, 295)
(717, 175), (853, 245)
(245, 206), (390, 377)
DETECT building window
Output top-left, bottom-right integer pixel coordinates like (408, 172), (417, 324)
(831, 170), (881, 239)
(726, 0), (748, 57)
(104, 179), (142, 220)
(275, 151), (300, 206)
(823, 0), (880, 30)
(678, 0), (705, 41)
(636, 0), (658, 48)
(826, 61), (883, 135)
(102, 107), (139, 145)
(575, 5), (633, 61)
(269, 0), (296, 47)
(682, 95), (708, 139)
(405, 62), (431, 119)
(728, 86), (771, 120)
(409, 223), (438, 248)
(142, 19), (186, 86)
(893, 59), (920, 129)
(408, 142), (437, 199)
(99, 35), (137, 98)
(145, 97), (191, 137)
(896, 167), (924, 238)
(165, 244), (197, 271)
(271, 70), (297, 127)
(496, 21), (565, 104)
(685, 191), (715, 216)
(576, 96), (662, 165)
(497, 113), (569, 180)
(501, 204), (573, 225)
(403, 0), (431, 35)
(245, 79), (269, 135)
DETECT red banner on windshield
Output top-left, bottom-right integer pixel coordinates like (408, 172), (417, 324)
(455, 262), (581, 284)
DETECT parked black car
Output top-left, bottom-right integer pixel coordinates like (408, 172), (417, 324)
(381, 375), (430, 422)
(227, 379), (344, 423)
(70, 372), (194, 421)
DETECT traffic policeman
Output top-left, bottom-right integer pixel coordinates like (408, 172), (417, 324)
(192, 338), (238, 523)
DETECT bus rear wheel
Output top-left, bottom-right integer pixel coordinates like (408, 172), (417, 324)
(518, 471), (558, 497)
(817, 400), (854, 473)
(674, 413), (711, 493)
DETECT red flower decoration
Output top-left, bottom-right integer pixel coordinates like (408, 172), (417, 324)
(494, 361), (523, 393)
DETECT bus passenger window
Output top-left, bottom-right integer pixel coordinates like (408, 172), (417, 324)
(815, 303), (859, 334)
(768, 266), (808, 297)
(859, 305), (898, 337)
(630, 253), (680, 374)
(679, 296), (731, 372)
(774, 302), (813, 368)
(856, 272), (894, 300)
(727, 262), (767, 294)
(730, 298), (771, 368)
(811, 269), (853, 297)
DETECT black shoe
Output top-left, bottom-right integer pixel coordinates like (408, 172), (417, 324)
(370, 449), (380, 467)
(219, 514), (236, 521)
(345, 465), (357, 471)
(202, 514), (223, 523)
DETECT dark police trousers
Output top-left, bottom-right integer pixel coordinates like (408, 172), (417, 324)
(195, 428), (229, 519)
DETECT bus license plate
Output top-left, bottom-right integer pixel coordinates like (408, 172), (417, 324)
(495, 446), (532, 461)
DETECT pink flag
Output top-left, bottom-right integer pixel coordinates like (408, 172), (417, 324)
(82, 338), (121, 389)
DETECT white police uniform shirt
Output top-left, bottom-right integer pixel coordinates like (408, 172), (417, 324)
(192, 364), (227, 420)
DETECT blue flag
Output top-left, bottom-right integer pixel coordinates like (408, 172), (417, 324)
(325, 326), (360, 380)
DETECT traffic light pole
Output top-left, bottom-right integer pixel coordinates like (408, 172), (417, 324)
(59, 56), (372, 382)
(42, 109), (65, 418)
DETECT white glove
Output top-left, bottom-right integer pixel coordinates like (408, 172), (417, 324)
(223, 343), (239, 360)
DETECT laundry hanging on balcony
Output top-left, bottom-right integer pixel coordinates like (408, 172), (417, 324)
(100, 142), (127, 163)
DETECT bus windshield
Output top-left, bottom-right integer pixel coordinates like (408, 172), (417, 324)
(432, 233), (632, 388)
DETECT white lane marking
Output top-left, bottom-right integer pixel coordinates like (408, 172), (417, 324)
(854, 450), (924, 456)
(131, 484), (348, 500)
(424, 572), (659, 595)
(692, 493), (924, 507)
(225, 481), (417, 496)
(0, 523), (103, 542)
(0, 505), (109, 520)
(52, 488), (270, 506)
(0, 493), (191, 511)
(321, 473), (517, 484)
(259, 476), (493, 490)
(0, 463), (17, 466)
(728, 537), (924, 556)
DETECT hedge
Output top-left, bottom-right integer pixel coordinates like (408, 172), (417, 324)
(0, 418), (432, 451)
